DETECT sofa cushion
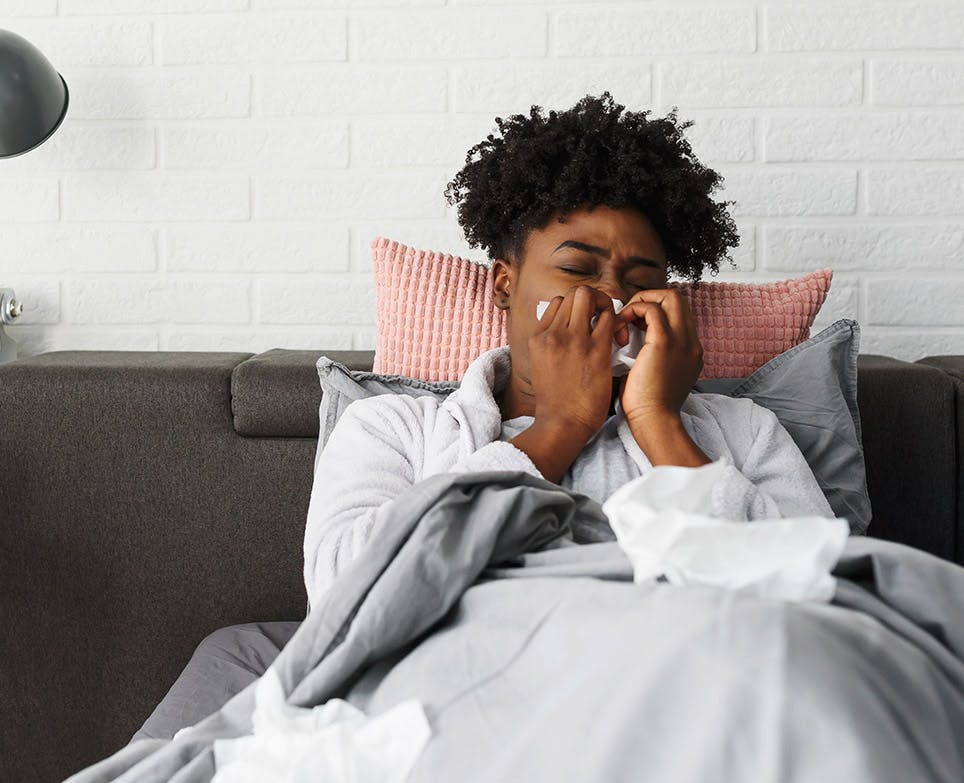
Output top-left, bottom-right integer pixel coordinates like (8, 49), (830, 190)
(231, 349), (375, 437)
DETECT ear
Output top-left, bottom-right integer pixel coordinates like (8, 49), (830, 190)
(491, 258), (514, 311)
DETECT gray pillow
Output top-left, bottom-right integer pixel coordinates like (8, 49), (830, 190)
(315, 318), (870, 534)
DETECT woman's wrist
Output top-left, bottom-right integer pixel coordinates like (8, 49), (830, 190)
(509, 417), (589, 484)
(626, 411), (713, 468)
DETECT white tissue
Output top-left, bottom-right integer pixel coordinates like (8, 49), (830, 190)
(536, 298), (645, 378)
(210, 668), (431, 783)
(601, 460), (850, 603)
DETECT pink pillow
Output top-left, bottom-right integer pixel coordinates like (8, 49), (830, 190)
(372, 236), (832, 382)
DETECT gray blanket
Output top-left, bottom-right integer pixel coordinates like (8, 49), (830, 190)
(66, 471), (964, 783)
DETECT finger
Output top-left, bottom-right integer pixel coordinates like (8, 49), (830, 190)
(590, 287), (617, 316)
(593, 300), (629, 347)
(550, 285), (587, 331)
(618, 300), (670, 345)
(613, 323), (629, 347)
(587, 288), (617, 337)
(622, 294), (705, 376)
(536, 294), (565, 330)
(667, 286), (700, 345)
(568, 285), (597, 332)
(612, 309), (629, 346)
(668, 288), (701, 350)
(624, 289), (689, 338)
(590, 306), (616, 342)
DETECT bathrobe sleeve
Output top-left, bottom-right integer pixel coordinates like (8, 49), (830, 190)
(303, 394), (543, 610)
(618, 395), (836, 523)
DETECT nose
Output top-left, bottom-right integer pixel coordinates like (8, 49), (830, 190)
(593, 274), (631, 307)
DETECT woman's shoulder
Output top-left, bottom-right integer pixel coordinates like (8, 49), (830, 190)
(319, 392), (446, 462)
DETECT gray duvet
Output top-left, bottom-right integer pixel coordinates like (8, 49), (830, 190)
(67, 471), (964, 783)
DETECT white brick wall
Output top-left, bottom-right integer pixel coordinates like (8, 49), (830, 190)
(1, 0), (962, 360)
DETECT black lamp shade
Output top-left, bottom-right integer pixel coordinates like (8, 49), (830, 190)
(0, 29), (69, 159)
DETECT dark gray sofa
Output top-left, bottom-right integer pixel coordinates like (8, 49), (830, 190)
(1, 348), (962, 783)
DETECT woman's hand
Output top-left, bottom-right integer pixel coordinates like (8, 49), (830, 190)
(617, 288), (704, 427)
(527, 285), (617, 443)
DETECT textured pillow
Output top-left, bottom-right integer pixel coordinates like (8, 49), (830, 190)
(371, 236), (832, 382)
(316, 318), (869, 533)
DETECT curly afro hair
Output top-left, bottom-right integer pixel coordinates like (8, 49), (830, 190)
(444, 91), (740, 285)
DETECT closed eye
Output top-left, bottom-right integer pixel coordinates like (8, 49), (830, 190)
(560, 267), (590, 275)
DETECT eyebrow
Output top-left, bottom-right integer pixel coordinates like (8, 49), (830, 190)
(552, 240), (664, 270)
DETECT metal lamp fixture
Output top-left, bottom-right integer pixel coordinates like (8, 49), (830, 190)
(0, 28), (70, 362)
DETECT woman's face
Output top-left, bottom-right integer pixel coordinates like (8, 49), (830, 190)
(492, 204), (669, 384)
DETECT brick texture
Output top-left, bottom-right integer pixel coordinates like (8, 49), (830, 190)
(1, 0), (961, 359)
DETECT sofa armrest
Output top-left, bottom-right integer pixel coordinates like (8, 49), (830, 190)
(856, 355), (958, 563)
(0, 350), (319, 782)
(915, 355), (964, 564)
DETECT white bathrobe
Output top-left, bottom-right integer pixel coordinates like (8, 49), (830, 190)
(303, 346), (834, 608)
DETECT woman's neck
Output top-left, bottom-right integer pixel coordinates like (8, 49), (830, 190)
(497, 370), (621, 421)
(497, 371), (536, 420)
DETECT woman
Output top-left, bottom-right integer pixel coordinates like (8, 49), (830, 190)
(132, 92), (835, 745)
(302, 92), (833, 608)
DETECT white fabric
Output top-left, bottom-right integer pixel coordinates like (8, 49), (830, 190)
(304, 346), (835, 609)
(536, 298), (645, 378)
(210, 668), (430, 783)
(602, 460), (850, 602)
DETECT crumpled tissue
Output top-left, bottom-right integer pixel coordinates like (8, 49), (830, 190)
(601, 459), (850, 603)
(537, 298), (645, 378)
(209, 667), (431, 783)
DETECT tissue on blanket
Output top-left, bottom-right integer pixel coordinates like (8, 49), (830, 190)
(210, 667), (430, 783)
(536, 298), (645, 378)
(601, 459), (850, 602)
